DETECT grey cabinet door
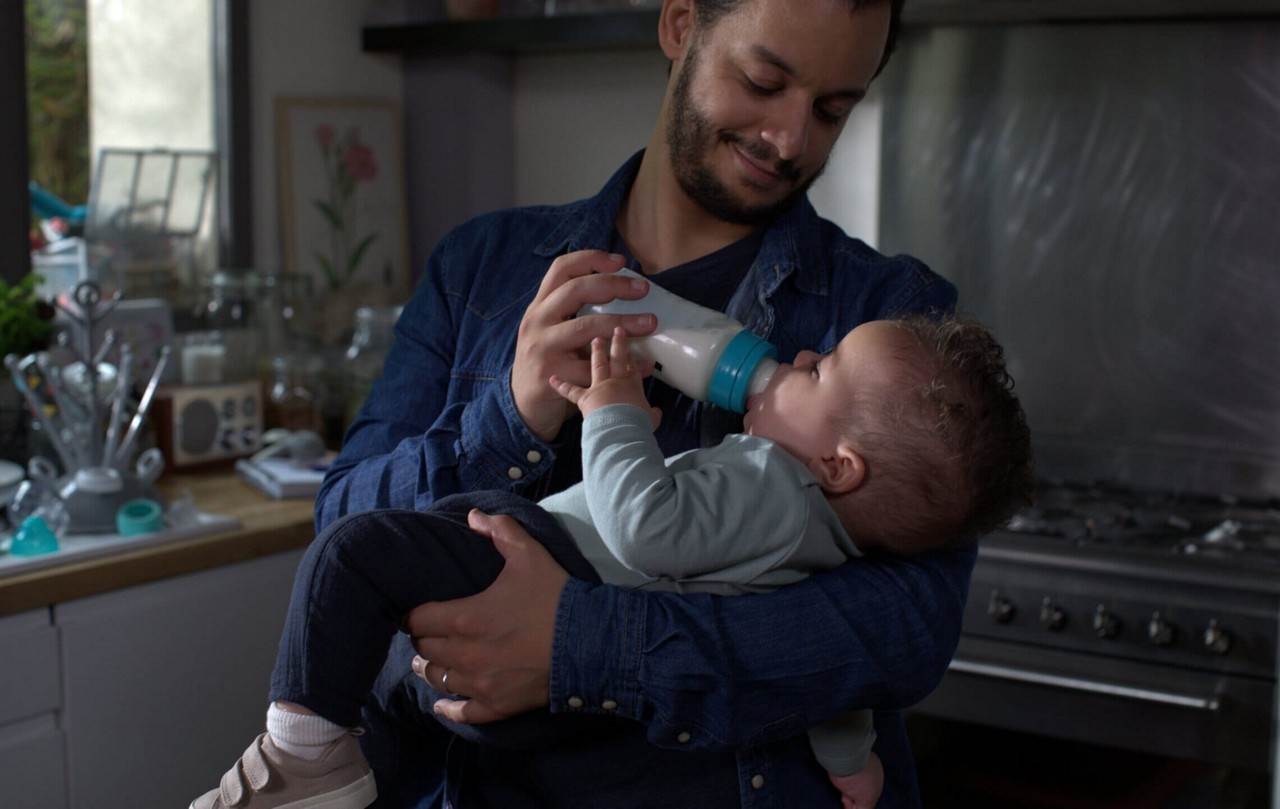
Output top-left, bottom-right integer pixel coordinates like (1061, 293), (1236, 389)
(56, 549), (303, 809)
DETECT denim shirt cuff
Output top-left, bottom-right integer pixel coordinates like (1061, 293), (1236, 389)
(458, 368), (559, 492)
(549, 581), (737, 752)
(549, 579), (646, 721)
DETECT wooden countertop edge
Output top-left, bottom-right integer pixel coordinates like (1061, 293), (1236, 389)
(0, 472), (319, 617)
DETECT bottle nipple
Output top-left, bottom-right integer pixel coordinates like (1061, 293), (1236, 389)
(748, 358), (778, 397)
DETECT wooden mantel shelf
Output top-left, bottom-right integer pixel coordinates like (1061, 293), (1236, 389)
(0, 470), (317, 617)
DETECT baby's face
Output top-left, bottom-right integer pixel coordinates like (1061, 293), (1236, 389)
(742, 321), (905, 463)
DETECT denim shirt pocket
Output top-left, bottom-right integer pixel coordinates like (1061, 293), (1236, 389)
(743, 713), (808, 748)
(464, 277), (540, 320)
(448, 274), (541, 383)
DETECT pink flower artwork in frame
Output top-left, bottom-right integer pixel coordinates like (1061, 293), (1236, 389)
(313, 122), (381, 291)
(277, 98), (409, 343)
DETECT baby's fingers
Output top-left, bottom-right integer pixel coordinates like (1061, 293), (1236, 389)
(608, 326), (636, 378)
(549, 374), (585, 405)
(588, 336), (612, 385)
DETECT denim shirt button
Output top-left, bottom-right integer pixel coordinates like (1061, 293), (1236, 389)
(526, 450), (542, 464)
(676, 731), (692, 744)
(601, 699), (618, 711)
(567, 696), (585, 708)
(507, 466), (524, 480)
(750, 775), (765, 789)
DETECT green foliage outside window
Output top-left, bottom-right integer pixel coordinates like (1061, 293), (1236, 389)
(26, 0), (90, 207)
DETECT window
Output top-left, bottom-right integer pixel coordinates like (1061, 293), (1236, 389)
(5, 0), (249, 290)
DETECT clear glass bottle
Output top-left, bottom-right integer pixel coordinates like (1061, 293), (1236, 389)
(343, 306), (402, 427)
(266, 353), (326, 435)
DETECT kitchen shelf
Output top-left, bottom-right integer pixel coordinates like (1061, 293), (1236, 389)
(363, 1), (1280, 56)
(362, 10), (661, 55)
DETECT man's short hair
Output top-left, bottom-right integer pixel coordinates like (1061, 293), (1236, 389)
(690, 0), (905, 77)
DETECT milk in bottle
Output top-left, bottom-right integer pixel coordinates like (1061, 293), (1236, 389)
(580, 268), (778, 413)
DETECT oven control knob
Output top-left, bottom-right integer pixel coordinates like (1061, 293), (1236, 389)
(1203, 620), (1232, 655)
(1092, 605), (1120, 639)
(987, 590), (1015, 624)
(1039, 598), (1066, 631)
(1147, 612), (1175, 646)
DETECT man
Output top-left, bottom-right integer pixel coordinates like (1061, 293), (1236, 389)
(317, 1), (971, 806)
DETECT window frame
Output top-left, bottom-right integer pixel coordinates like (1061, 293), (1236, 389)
(1, 0), (252, 285)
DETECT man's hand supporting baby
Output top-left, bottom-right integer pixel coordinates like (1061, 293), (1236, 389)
(405, 509), (569, 724)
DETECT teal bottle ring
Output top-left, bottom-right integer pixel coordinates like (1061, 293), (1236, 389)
(708, 331), (777, 413)
(116, 498), (164, 536)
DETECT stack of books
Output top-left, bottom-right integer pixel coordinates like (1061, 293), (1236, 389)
(235, 455), (333, 500)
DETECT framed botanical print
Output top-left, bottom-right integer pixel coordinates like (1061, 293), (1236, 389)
(276, 97), (410, 343)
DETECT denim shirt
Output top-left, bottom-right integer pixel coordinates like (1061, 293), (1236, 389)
(317, 151), (975, 808)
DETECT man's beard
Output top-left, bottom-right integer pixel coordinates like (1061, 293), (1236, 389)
(665, 38), (827, 228)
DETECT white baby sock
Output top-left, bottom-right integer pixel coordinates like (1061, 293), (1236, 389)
(266, 701), (347, 759)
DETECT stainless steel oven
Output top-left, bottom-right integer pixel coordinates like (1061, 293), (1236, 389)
(918, 485), (1280, 779)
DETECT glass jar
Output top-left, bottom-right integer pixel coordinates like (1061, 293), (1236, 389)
(193, 270), (259, 381)
(255, 271), (317, 359)
(343, 306), (402, 427)
(266, 353), (326, 435)
(180, 330), (227, 385)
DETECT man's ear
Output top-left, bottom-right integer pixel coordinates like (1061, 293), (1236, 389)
(808, 442), (866, 495)
(658, 0), (695, 61)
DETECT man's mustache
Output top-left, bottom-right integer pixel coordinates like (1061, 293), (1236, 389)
(724, 133), (802, 184)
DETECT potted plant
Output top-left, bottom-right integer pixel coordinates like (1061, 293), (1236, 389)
(0, 272), (55, 463)
(0, 271), (55, 361)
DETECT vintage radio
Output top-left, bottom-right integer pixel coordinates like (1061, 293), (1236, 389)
(152, 380), (263, 469)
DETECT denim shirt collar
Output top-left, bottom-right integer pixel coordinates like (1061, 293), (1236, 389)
(533, 149), (832, 333)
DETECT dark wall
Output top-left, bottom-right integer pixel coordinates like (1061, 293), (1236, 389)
(1, 3), (31, 284)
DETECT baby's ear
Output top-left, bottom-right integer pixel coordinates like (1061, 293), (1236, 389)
(808, 442), (866, 494)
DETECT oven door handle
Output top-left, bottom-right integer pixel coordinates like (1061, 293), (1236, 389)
(948, 658), (1221, 712)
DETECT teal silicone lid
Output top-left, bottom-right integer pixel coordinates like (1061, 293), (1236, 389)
(116, 498), (164, 536)
(11, 515), (60, 556)
(708, 330), (777, 413)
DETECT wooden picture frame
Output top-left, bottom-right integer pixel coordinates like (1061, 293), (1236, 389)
(276, 97), (410, 343)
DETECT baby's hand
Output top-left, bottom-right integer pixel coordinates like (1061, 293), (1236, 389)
(828, 751), (884, 809)
(550, 327), (660, 429)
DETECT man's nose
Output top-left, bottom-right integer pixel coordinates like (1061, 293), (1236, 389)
(760, 98), (811, 163)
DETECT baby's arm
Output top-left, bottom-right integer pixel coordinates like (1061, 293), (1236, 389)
(551, 329), (817, 581)
(810, 710), (883, 809)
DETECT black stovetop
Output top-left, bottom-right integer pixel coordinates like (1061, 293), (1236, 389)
(1003, 481), (1280, 566)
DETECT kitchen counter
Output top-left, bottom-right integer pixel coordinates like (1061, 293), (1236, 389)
(0, 469), (316, 618)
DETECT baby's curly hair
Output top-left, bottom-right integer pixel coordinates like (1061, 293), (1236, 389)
(840, 314), (1035, 553)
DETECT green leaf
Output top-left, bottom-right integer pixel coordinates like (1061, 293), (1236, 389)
(313, 200), (344, 230)
(0, 271), (54, 358)
(346, 232), (380, 276)
(313, 250), (340, 290)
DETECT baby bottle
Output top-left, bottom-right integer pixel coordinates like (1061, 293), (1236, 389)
(580, 269), (778, 413)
